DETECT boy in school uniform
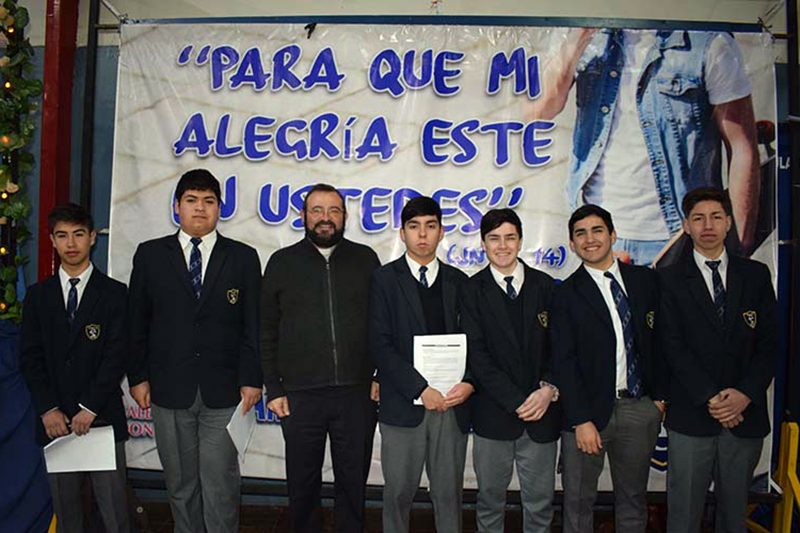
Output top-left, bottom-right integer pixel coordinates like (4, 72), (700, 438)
(21, 203), (131, 533)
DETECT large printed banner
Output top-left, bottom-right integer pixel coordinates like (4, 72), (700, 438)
(110, 22), (777, 490)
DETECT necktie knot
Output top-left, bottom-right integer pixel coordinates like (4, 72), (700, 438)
(603, 271), (616, 282)
(68, 278), (80, 288)
(190, 237), (202, 247)
(705, 260), (721, 272)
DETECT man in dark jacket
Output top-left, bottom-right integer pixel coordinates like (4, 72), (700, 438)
(261, 183), (380, 533)
(461, 208), (561, 533)
(21, 203), (130, 533)
(659, 187), (776, 533)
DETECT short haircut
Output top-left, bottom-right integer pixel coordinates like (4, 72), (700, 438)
(174, 169), (221, 203)
(401, 196), (442, 227)
(480, 208), (522, 240)
(303, 183), (346, 212)
(568, 204), (614, 239)
(48, 203), (94, 234)
(681, 187), (732, 217)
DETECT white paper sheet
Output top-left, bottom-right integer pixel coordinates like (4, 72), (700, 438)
(44, 425), (116, 473)
(226, 399), (257, 464)
(413, 334), (467, 405)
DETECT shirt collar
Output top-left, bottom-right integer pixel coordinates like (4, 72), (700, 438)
(489, 260), (524, 288)
(584, 258), (622, 284)
(405, 254), (439, 282)
(693, 247), (728, 273)
(59, 262), (94, 288)
(178, 229), (217, 249)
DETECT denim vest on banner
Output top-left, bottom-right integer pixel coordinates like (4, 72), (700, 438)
(568, 30), (722, 234)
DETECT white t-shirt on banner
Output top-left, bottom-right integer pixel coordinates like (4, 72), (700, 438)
(583, 31), (752, 241)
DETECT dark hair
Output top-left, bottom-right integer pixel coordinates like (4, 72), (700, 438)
(48, 203), (94, 233)
(681, 187), (732, 217)
(568, 204), (614, 239)
(401, 196), (442, 227)
(302, 183), (346, 212)
(174, 169), (221, 203)
(480, 208), (522, 240)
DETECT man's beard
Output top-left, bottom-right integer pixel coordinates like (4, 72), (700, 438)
(306, 221), (345, 248)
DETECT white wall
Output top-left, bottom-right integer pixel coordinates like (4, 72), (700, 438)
(18, 0), (790, 49)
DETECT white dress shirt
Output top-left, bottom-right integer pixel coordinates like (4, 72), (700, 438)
(489, 261), (525, 296)
(693, 248), (728, 299)
(405, 254), (439, 286)
(585, 259), (629, 391)
(178, 229), (218, 279)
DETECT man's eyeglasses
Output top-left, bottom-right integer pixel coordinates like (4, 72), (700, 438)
(308, 206), (344, 216)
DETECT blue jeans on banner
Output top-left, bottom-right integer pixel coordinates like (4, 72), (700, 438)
(568, 30), (723, 234)
(614, 238), (669, 267)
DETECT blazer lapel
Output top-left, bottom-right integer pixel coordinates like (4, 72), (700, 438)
(394, 259), (426, 331)
(67, 272), (102, 348)
(619, 263), (644, 334)
(43, 278), (72, 367)
(198, 236), (229, 308)
(723, 257), (744, 332)
(574, 265), (613, 329)
(45, 276), (70, 337)
(618, 262), (648, 316)
(520, 264), (538, 354)
(166, 233), (196, 301)
(684, 257), (723, 331)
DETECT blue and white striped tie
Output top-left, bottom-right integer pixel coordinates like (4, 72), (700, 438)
(605, 271), (642, 398)
(705, 260), (725, 322)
